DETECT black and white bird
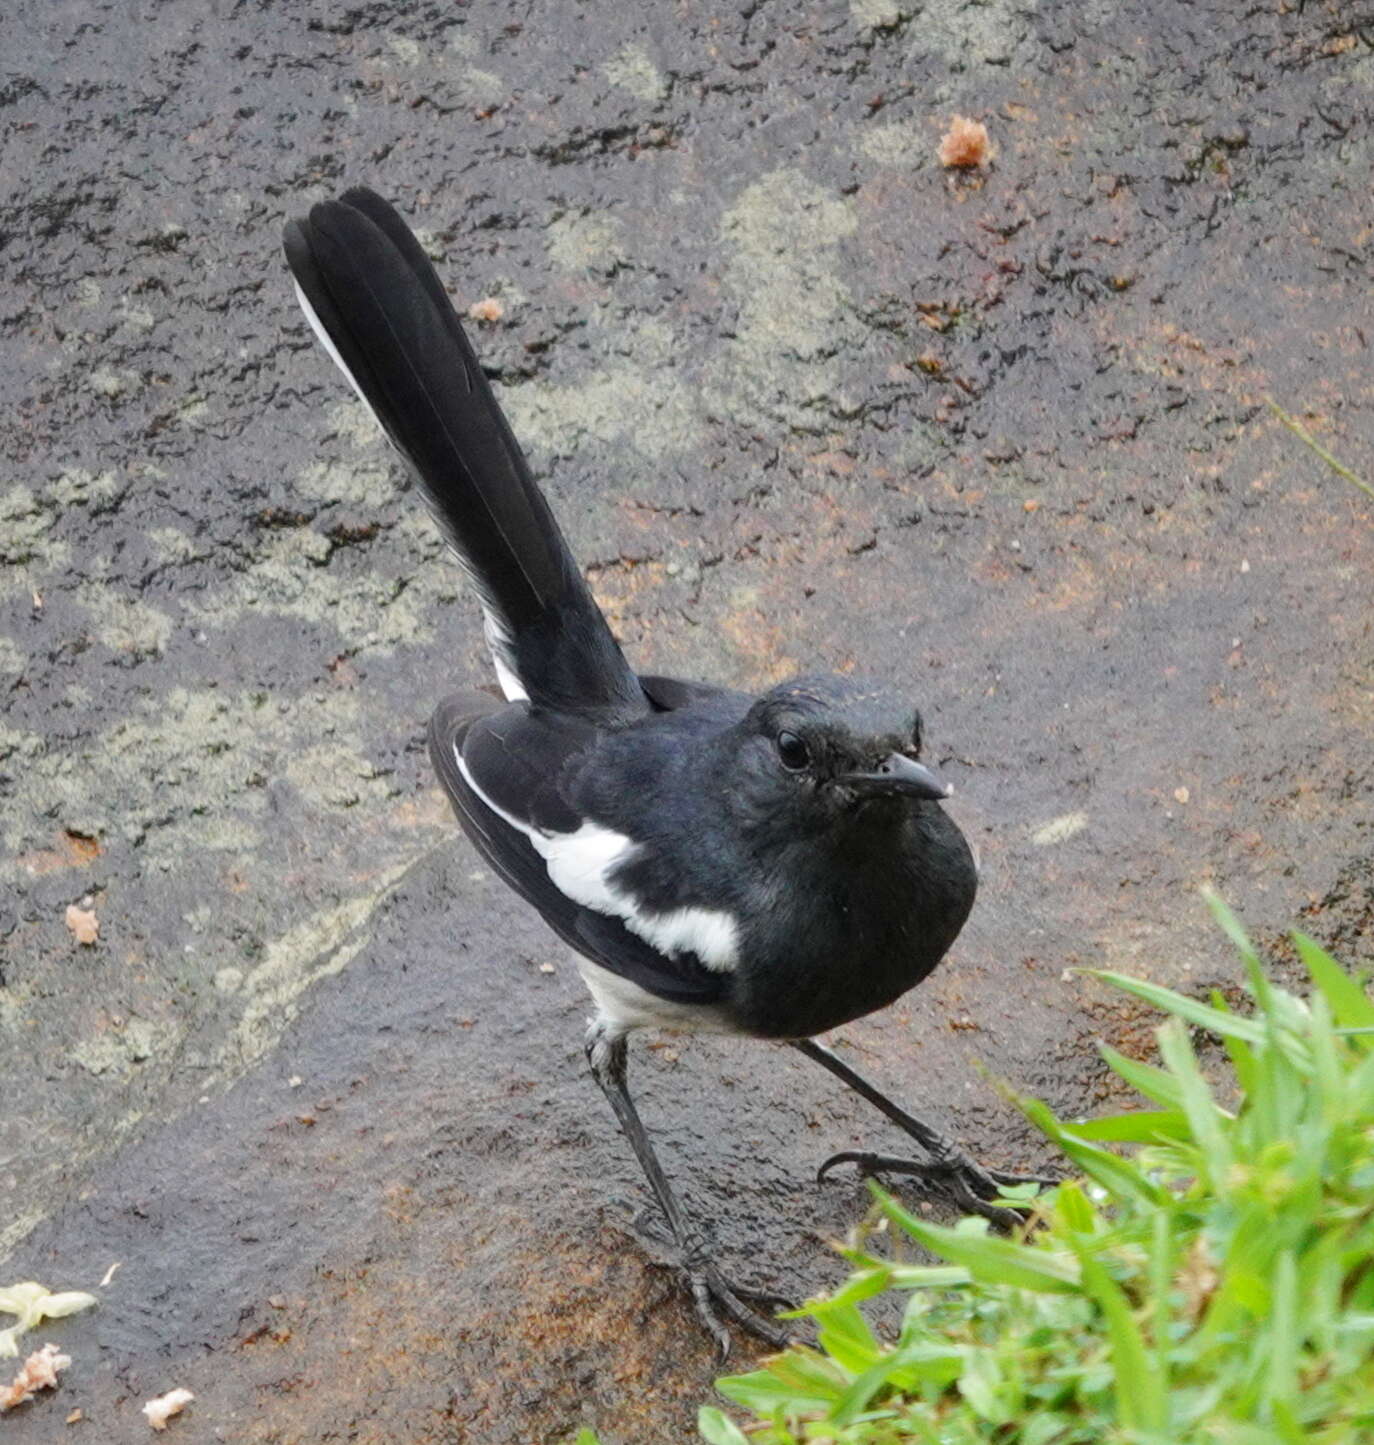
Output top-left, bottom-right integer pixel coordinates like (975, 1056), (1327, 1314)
(283, 188), (1042, 1353)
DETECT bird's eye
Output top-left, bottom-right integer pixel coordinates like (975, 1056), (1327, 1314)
(776, 731), (811, 771)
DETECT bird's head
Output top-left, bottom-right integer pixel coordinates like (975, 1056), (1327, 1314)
(729, 675), (953, 834)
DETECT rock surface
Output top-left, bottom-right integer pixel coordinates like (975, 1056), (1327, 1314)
(1, 1), (1371, 1440)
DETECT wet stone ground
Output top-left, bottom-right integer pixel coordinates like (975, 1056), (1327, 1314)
(2, 0), (1372, 1439)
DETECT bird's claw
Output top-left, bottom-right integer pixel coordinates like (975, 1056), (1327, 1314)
(687, 1262), (792, 1359)
(638, 1228), (793, 1356)
(727, 1279), (798, 1313)
(818, 1148), (1057, 1227)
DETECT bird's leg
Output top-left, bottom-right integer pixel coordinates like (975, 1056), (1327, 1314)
(792, 1039), (1057, 1226)
(585, 1024), (791, 1357)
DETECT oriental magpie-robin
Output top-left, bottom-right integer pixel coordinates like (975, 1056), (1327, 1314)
(283, 188), (1043, 1353)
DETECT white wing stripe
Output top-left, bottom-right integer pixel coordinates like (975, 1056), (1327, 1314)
(453, 743), (739, 972)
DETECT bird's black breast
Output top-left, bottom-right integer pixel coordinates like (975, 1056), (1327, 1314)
(725, 805), (978, 1040)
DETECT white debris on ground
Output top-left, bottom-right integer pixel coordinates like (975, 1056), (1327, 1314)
(143, 1387), (195, 1431)
(64, 902), (100, 945)
(0, 1343), (71, 1412)
(0, 1282), (98, 1358)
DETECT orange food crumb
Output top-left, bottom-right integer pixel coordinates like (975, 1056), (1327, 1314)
(939, 115), (990, 169)
(64, 904), (99, 946)
(466, 297), (504, 323)
(1, 1344), (70, 1412)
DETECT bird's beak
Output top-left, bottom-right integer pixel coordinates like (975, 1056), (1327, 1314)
(840, 753), (952, 801)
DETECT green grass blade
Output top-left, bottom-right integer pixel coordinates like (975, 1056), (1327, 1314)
(814, 1301), (882, 1373)
(1308, 992), (1345, 1123)
(1263, 1249), (1300, 1424)
(1021, 1096), (1168, 1206)
(1075, 1251), (1168, 1432)
(1202, 885), (1274, 1009)
(1070, 1108), (1192, 1144)
(831, 1340), (966, 1425)
(1292, 931), (1374, 1031)
(1212, 991), (1260, 1094)
(1149, 1209), (1175, 1384)
(697, 1406), (751, 1444)
(957, 1346), (1012, 1425)
(1081, 970), (1266, 1045)
(1099, 1045), (1185, 1108)
(1156, 1021), (1232, 1176)
(716, 1352), (847, 1413)
(886, 1264), (973, 1290)
(876, 1188), (1081, 1293)
(1267, 398), (1374, 501)
(786, 1265), (892, 1319)
(1054, 1179), (1100, 1234)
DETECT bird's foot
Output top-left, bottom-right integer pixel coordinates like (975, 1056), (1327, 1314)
(818, 1148), (1056, 1227)
(681, 1255), (793, 1359)
(626, 1211), (793, 1356)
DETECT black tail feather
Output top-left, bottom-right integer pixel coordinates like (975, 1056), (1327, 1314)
(283, 188), (646, 721)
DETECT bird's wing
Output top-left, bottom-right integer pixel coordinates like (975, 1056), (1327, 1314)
(429, 693), (729, 1006)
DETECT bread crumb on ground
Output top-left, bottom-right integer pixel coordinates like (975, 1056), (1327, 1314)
(939, 115), (990, 168)
(1, 1343), (71, 1412)
(65, 904), (99, 946)
(466, 297), (504, 323)
(142, 1387), (194, 1431)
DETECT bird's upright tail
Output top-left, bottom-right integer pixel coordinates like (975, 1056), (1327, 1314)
(283, 188), (645, 720)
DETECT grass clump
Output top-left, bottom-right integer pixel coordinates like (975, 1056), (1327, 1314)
(702, 893), (1374, 1443)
